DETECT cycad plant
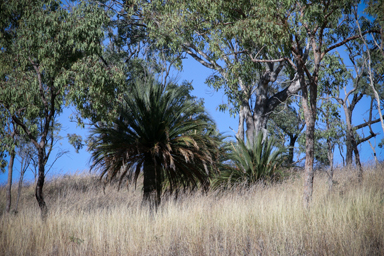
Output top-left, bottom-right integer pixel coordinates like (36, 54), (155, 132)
(89, 79), (220, 209)
(213, 133), (285, 189)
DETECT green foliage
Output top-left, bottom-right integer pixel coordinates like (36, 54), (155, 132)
(0, 153), (6, 173)
(267, 98), (305, 163)
(67, 134), (84, 153)
(0, 0), (116, 215)
(89, 77), (221, 203)
(135, 0), (293, 119)
(0, 0), (118, 125)
(213, 133), (286, 189)
(379, 138), (384, 148)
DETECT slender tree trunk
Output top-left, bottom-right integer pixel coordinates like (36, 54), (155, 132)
(342, 104), (363, 180)
(14, 168), (25, 213)
(356, 16), (384, 137)
(324, 92), (334, 192)
(355, 13), (380, 178)
(368, 140), (379, 167)
(36, 148), (48, 219)
(5, 149), (15, 213)
(345, 108), (353, 166)
(327, 140), (334, 192)
(287, 135), (298, 164)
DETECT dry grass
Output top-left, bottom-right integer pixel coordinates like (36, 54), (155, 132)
(1, 165), (384, 255)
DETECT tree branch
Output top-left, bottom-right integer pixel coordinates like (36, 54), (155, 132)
(182, 42), (224, 74)
(354, 117), (382, 130)
(323, 30), (380, 57)
(11, 115), (39, 149)
(266, 74), (301, 114)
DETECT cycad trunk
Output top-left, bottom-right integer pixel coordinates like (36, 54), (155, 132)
(143, 160), (162, 211)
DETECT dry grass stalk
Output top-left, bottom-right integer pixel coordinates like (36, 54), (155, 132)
(1, 165), (383, 255)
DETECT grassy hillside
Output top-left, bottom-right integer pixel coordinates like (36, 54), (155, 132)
(1, 165), (383, 255)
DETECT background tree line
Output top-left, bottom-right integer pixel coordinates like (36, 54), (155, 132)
(1, 0), (383, 216)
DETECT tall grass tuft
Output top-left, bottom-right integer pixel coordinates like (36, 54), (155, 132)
(1, 165), (384, 255)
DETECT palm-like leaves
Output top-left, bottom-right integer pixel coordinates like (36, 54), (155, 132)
(213, 133), (285, 189)
(89, 79), (220, 208)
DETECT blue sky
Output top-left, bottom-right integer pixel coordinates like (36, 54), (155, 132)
(1, 54), (382, 185)
(1, 2), (383, 184)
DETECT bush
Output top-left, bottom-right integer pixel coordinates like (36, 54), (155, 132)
(213, 133), (286, 189)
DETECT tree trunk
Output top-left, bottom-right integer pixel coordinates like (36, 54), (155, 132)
(155, 166), (163, 209)
(5, 149), (15, 213)
(299, 67), (316, 209)
(236, 105), (245, 141)
(142, 159), (161, 211)
(36, 148), (48, 220)
(345, 139), (353, 166)
(244, 104), (255, 145)
(253, 81), (269, 142)
(344, 107), (353, 166)
(357, 19), (384, 139)
(287, 135), (298, 164)
(352, 138), (363, 182)
(249, 73), (301, 146)
(342, 104), (363, 180)
(327, 139), (334, 192)
(368, 140), (379, 167)
(302, 109), (315, 208)
(14, 167), (25, 213)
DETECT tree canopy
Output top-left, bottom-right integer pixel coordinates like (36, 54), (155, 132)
(0, 0), (114, 217)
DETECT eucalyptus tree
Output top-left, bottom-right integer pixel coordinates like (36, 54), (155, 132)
(0, 0), (111, 218)
(362, 1), (384, 122)
(354, 4), (384, 150)
(138, 0), (381, 207)
(267, 98), (305, 165)
(0, 109), (17, 213)
(333, 39), (382, 176)
(13, 137), (35, 213)
(317, 97), (345, 190)
(127, 0), (302, 144)
(89, 79), (221, 210)
(314, 52), (348, 187)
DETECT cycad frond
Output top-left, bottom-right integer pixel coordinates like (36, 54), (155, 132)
(213, 133), (285, 189)
(89, 78), (221, 209)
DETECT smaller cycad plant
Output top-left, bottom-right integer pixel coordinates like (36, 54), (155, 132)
(213, 133), (286, 189)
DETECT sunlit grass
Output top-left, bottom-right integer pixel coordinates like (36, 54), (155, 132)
(1, 165), (383, 255)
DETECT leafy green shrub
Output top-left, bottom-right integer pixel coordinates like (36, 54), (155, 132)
(213, 133), (286, 189)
